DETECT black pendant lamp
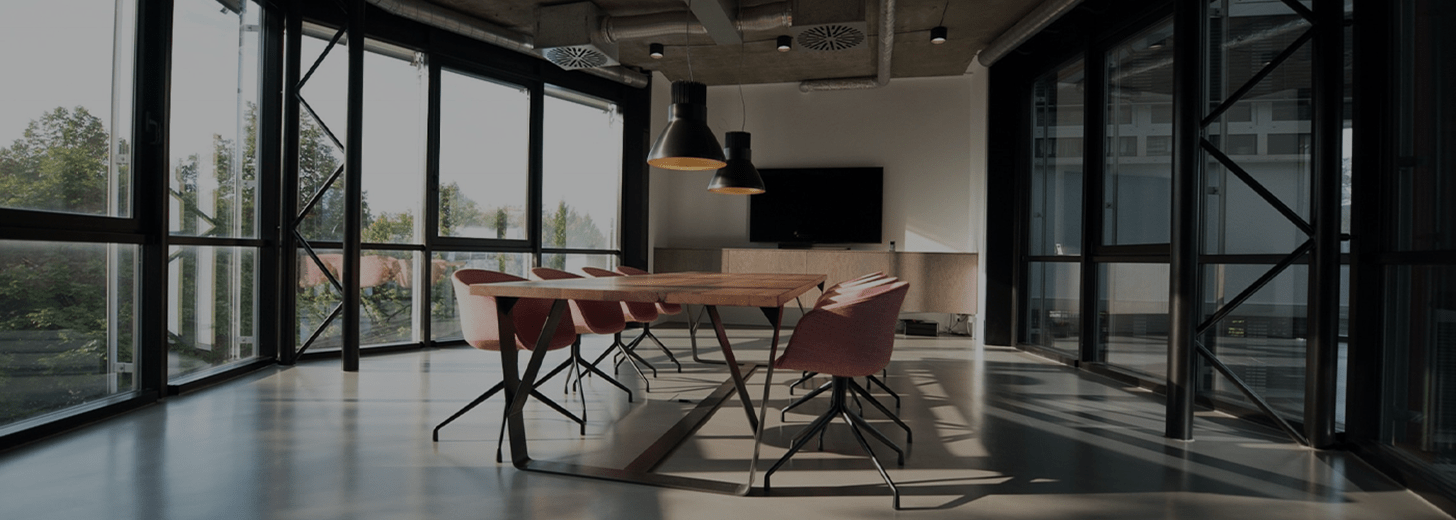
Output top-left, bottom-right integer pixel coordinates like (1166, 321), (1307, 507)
(647, 81), (726, 171)
(708, 131), (765, 195)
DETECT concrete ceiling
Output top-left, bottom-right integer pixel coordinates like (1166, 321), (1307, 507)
(423, 0), (1046, 85)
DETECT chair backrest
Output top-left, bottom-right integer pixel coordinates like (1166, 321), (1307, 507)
(451, 268), (577, 352)
(816, 271), (889, 305)
(531, 267), (626, 335)
(776, 280), (910, 377)
(818, 275), (899, 306)
(615, 265), (649, 276)
(581, 266), (660, 322)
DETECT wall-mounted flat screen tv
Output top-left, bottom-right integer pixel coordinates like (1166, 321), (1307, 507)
(749, 167), (883, 246)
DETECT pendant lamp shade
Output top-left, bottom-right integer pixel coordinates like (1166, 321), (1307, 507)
(707, 131), (765, 195)
(647, 81), (726, 171)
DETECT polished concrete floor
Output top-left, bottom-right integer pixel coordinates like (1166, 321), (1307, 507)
(0, 327), (1448, 520)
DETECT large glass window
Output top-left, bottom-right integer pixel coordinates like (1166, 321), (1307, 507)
(168, 246), (257, 378)
(289, 30), (429, 351)
(1203, 7), (1313, 257)
(0, 241), (136, 430)
(295, 29), (349, 244)
(0, 0), (139, 431)
(1202, 263), (1308, 418)
(0, 1), (135, 218)
(361, 45), (426, 245)
(166, 0), (263, 381)
(1382, 0), (1456, 489)
(438, 70), (529, 240)
(541, 87), (622, 253)
(1030, 60), (1085, 257)
(1025, 262), (1081, 355)
(170, 0), (261, 238)
(1100, 262), (1169, 379)
(1103, 20), (1174, 246)
(296, 248), (344, 352)
(1385, 266), (1456, 484)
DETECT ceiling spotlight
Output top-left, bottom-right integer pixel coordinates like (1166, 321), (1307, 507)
(776, 35), (792, 52)
(930, 26), (947, 45)
(649, 42), (664, 59)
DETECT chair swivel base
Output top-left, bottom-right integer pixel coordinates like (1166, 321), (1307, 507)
(539, 337), (634, 403)
(588, 332), (656, 392)
(781, 378), (911, 445)
(432, 377), (586, 463)
(628, 323), (682, 373)
(764, 377), (907, 510)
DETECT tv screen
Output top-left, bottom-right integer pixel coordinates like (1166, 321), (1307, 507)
(749, 167), (883, 245)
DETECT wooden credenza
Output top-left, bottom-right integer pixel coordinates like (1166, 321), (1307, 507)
(653, 248), (977, 315)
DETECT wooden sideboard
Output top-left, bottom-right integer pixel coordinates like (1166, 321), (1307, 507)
(653, 248), (977, 315)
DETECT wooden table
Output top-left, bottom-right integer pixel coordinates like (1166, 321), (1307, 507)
(470, 271), (825, 495)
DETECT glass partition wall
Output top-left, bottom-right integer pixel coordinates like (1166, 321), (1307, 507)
(0, 0), (139, 433)
(1004, 0), (1350, 441)
(0, 0), (646, 445)
(168, 0), (264, 381)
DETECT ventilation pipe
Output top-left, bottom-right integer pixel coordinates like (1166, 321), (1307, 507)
(977, 0), (1084, 67)
(364, 0), (649, 87)
(600, 3), (792, 43)
(798, 0), (894, 92)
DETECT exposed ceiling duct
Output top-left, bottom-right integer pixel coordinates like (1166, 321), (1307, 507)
(364, 0), (649, 87)
(977, 0), (1084, 67)
(599, 3), (793, 43)
(536, 2), (620, 70)
(798, 0), (894, 92)
(792, 0), (868, 52)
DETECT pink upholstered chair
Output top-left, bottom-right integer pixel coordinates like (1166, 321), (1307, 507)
(530, 267), (634, 405)
(764, 280), (911, 509)
(432, 269), (584, 462)
(610, 265), (684, 371)
(580, 267), (667, 388)
(785, 273), (904, 413)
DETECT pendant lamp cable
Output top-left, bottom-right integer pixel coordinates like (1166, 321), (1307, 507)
(738, 2), (747, 132)
(938, 0), (950, 26)
(685, 0), (694, 82)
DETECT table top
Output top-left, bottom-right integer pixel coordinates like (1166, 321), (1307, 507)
(468, 271), (826, 308)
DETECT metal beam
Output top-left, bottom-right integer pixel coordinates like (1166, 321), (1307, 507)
(686, 0), (743, 45)
(1166, 0), (1206, 441)
(281, 0), (303, 366)
(1305, 0), (1344, 449)
(342, 0), (365, 371)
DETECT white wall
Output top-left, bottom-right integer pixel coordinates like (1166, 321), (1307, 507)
(645, 64), (992, 333)
(648, 72), (986, 254)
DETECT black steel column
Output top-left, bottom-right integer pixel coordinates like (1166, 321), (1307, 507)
(421, 60), (441, 347)
(1305, 0), (1345, 448)
(983, 67), (1025, 347)
(342, 0), (365, 371)
(620, 81), (652, 269)
(134, 0), (175, 396)
(527, 83), (545, 266)
(1081, 44), (1108, 364)
(279, 0), (302, 365)
(1167, 0), (1207, 440)
(1343, 0), (1391, 443)
(257, 1), (285, 362)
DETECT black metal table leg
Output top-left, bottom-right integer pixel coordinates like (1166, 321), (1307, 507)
(705, 305), (758, 432)
(500, 298), (570, 468)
